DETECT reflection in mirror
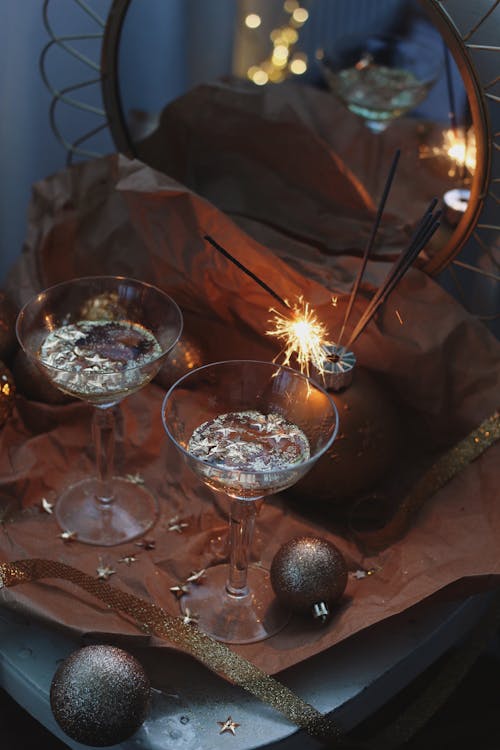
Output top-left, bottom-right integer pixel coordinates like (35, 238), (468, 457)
(105, 0), (476, 286)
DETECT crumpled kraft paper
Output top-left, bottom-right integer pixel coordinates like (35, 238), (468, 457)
(1, 152), (498, 675)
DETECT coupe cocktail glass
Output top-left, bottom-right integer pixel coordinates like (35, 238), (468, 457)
(16, 275), (183, 546)
(162, 359), (339, 644)
(320, 33), (441, 133)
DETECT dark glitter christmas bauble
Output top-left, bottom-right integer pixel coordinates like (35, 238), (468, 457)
(287, 367), (401, 504)
(50, 645), (151, 747)
(154, 334), (204, 390)
(270, 536), (348, 621)
(0, 360), (16, 427)
(12, 348), (73, 404)
(0, 290), (18, 362)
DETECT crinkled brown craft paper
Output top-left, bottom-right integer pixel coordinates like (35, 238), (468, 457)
(1, 152), (499, 676)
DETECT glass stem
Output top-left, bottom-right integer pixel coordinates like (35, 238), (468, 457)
(226, 498), (262, 598)
(92, 406), (116, 505)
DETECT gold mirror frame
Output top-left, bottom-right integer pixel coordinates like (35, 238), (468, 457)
(41, 0), (499, 282)
(419, 0), (498, 276)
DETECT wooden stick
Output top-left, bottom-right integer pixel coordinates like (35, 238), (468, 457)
(337, 148), (401, 346)
(203, 234), (290, 309)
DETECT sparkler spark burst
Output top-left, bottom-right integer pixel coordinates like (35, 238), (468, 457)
(419, 127), (476, 177)
(266, 296), (331, 377)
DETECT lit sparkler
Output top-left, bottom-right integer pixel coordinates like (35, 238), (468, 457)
(266, 296), (331, 378)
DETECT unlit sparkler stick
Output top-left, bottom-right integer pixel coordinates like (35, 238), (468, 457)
(346, 199), (441, 348)
(204, 234), (290, 310)
(337, 148), (401, 345)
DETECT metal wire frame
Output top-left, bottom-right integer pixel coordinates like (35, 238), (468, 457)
(39, 0), (110, 163)
(431, 0), (500, 322)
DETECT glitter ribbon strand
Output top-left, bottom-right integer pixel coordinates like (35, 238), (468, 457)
(353, 412), (500, 553)
(0, 558), (342, 743)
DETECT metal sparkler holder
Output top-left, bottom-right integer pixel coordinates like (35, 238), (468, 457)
(318, 345), (356, 392)
(442, 188), (470, 227)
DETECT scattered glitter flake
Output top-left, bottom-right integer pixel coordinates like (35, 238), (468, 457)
(182, 608), (199, 625)
(135, 537), (156, 550)
(170, 583), (190, 599)
(96, 561), (116, 580)
(59, 530), (77, 542)
(331, 296), (338, 307)
(395, 309), (403, 325)
(218, 716), (240, 735)
(41, 498), (54, 514)
(118, 555), (138, 566)
(124, 473), (145, 485)
(168, 516), (189, 533)
(186, 569), (206, 584)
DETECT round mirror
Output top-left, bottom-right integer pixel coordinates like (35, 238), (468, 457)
(101, 0), (491, 283)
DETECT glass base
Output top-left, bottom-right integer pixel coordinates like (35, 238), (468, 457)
(55, 477), (158, 546)
(365, 119), (389, 133)
(180, 564), (290, 644)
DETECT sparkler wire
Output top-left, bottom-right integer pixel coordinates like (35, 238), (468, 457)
(337, 148), (401, 345)
(204, 235), (290, 310)
(346, 199), (441, 347)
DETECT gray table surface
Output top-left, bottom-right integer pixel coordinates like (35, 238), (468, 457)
(0, 588), (492, 750)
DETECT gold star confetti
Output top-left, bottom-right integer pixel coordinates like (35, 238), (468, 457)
(135, 537), (156, 550)
(168, 516), (189, 533)
(182, 608), (199, 625)
(170, 583), (190, 599)
(41, 498), (54, 514)
(96, 560), (116, 580)
(118, 555), (138, 566)
(218, 717), (240, 735)
(59, 530), (77, 542)
(186, 569), (206, 584)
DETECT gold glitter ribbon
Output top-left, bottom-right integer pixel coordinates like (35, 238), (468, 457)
(0, 558), (342, 743)
(354, 412), (500, 554)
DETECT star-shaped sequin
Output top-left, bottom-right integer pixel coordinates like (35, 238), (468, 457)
(41, 498), (54, 514)
(124, 473), (145, 485)
(168, 516), (189, 533)
(182, 608), (199, 625)
(96, 562), (116, 580)
(135, 537), (156, 550)
(59, 530), (77, 542)
(186, 569), (206, 584)
(118, 555), (138, 566)
(218, 717), (240, 735)
(170, 583), (190, 599)
(352, 568), (377, 580)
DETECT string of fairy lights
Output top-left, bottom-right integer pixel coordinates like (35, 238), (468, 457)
(244, 0), (310, 85)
